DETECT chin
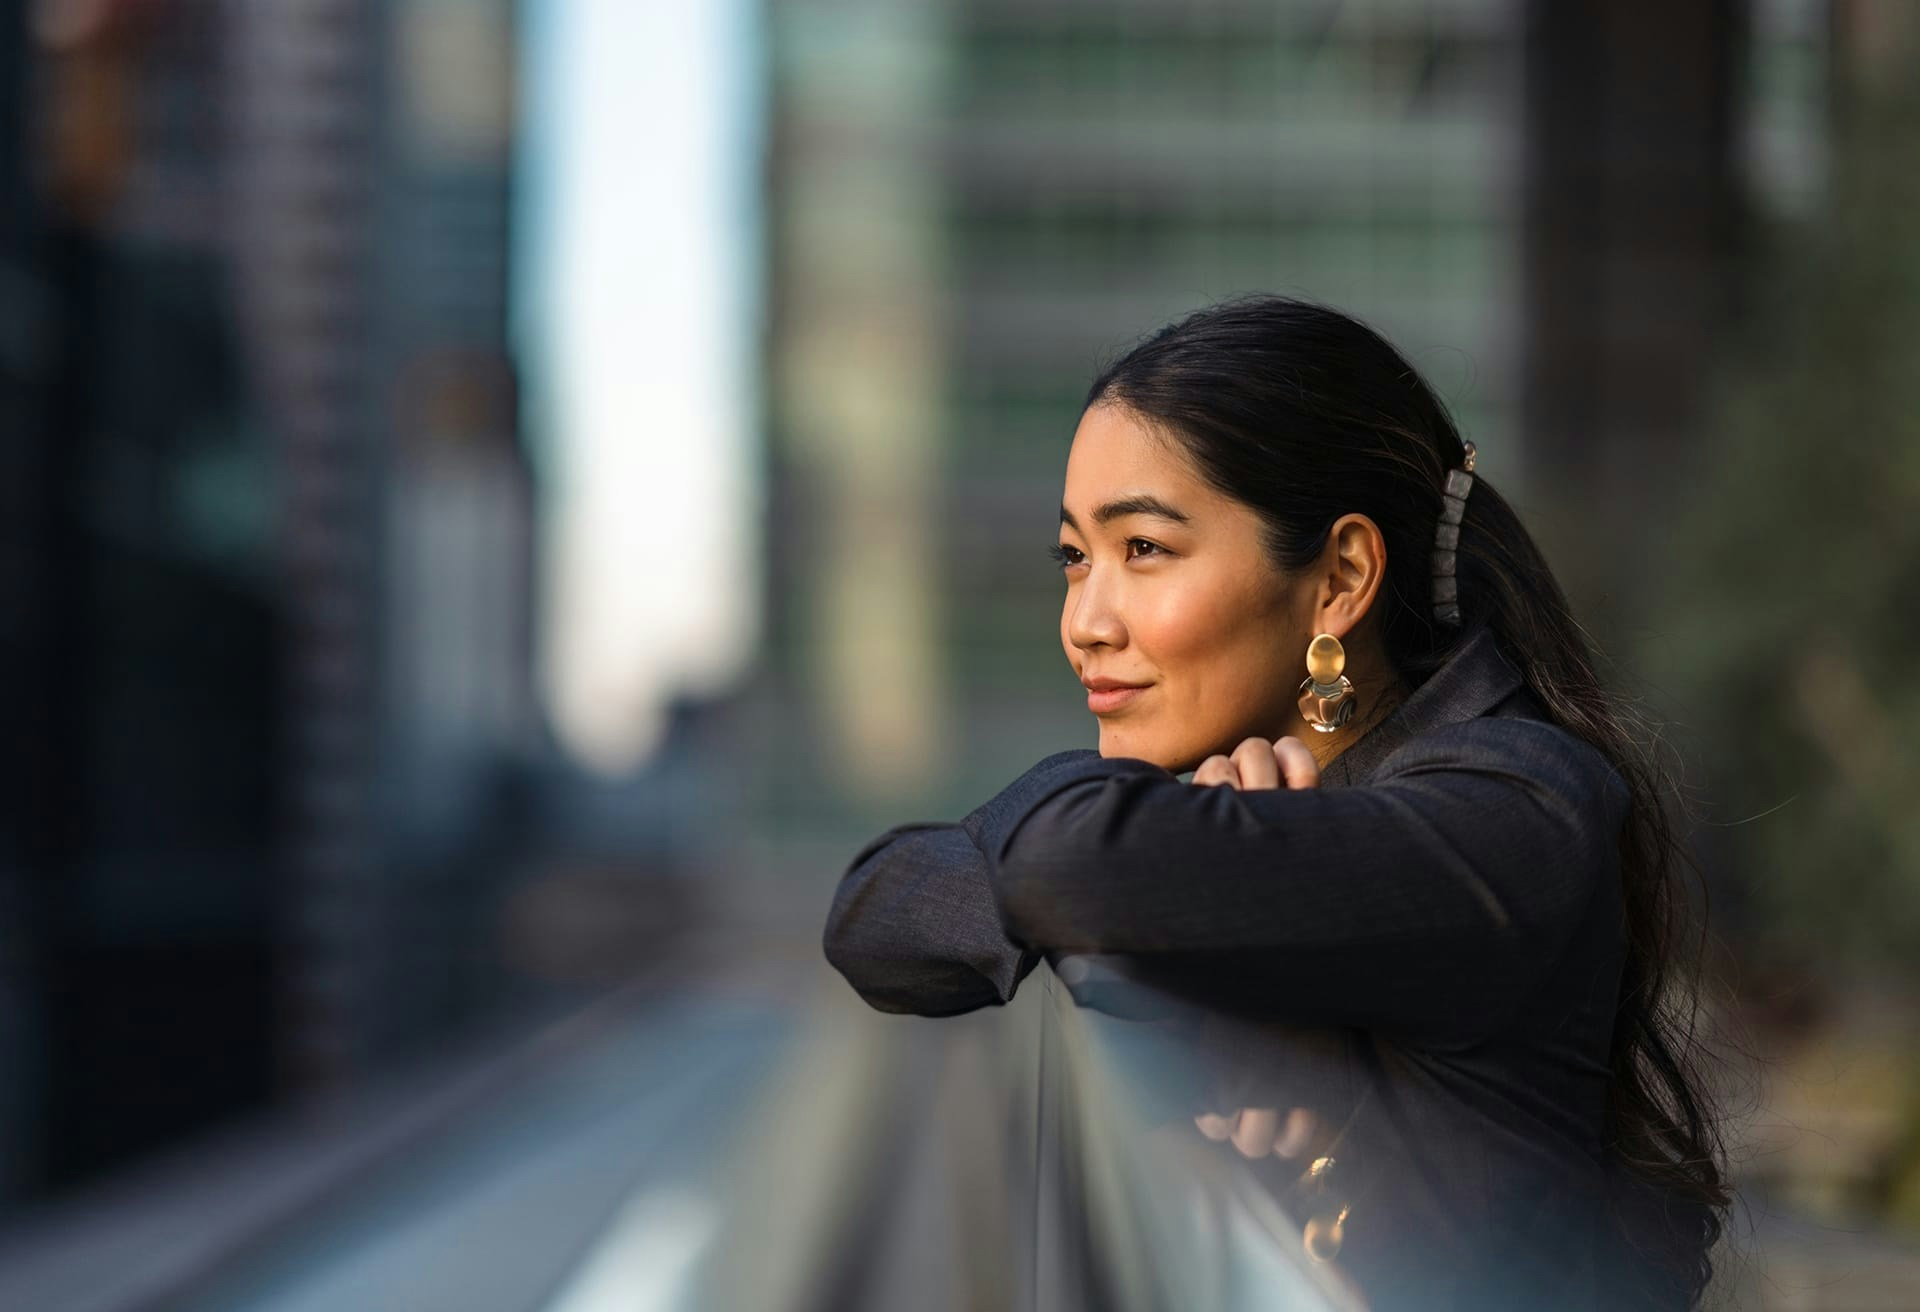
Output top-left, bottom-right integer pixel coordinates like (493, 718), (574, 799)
(1097, 728), (1173, 770)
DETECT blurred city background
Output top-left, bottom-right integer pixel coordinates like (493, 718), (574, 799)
(0, 0), (1916, 1307)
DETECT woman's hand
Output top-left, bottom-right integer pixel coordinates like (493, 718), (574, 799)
(1190, 733), (1325, 1157)
(1191, 735), (1321, 792)
(1194, 1105), (1333, 1160)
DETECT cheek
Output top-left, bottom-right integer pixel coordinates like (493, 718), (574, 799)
(1147, 586), (1296, 712)
(1132, 582), (1241, 666)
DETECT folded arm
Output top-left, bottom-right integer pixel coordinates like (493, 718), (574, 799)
(822, 749), (1101, 1016)
(985, 718), (1630, 1044)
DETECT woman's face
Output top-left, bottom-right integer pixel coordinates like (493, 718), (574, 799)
(1056, 403), (1319, 773)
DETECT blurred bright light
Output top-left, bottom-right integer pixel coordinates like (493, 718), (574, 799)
(517, 0), (762, 774)
(542, 1189), (719, 1312)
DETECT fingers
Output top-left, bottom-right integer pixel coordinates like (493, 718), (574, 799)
(1230, 1107), (1281, 1159)
(1194, 737), (1288, 791)
(1272, 736), (1322, 790)
(1192, 754), (1237, 789)
(1274, 1106), (1319, 1158)
(1192, 738), (1321, 792)
(1230, 737), (1280, 791)
(1195, 1106), (1327, 1161)
(1195, 1111), (1237, 1141)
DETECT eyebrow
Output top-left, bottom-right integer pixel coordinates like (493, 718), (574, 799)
(1059, 494), (1192, 533)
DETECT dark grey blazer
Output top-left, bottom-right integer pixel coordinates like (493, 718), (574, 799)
(823, 619), (1677, 1310)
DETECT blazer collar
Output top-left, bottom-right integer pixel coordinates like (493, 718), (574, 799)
(1320, 617), (1526, 790)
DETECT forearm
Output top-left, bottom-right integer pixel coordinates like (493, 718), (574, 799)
(984, 720), (1626, 1040)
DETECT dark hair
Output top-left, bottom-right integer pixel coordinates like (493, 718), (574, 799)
(1083, 293), (1731, 1305)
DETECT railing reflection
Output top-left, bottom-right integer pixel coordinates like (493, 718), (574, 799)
(687, 955), (1364, 1312)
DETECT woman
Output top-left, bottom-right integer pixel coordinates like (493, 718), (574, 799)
(821, 294), (1730, 1309)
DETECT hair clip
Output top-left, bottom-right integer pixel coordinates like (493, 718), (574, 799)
(1431, 440), (1475, 626)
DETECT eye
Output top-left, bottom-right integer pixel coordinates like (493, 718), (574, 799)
(1047, 539), (1168, 571)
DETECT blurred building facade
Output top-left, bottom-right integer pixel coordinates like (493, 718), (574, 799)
(0, 0), (542, 1209)
(231, 0), (540, 1093)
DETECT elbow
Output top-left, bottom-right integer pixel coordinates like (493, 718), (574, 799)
(820, 886), (1000, 1018)
(819, 910), (857, 985)
(819, 829), (918, 1001)
(819, 878), (858, 966)
(819, 927), (906, 1015)
(820, 883), (883, 1003)
(823, 938), (998, 1017)
(820, 902), (897, 1011)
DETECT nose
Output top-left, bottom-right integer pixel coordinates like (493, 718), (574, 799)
(1066, 567), (1127, 652)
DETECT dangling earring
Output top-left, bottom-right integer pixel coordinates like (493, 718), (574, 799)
(1298, 632), (1357, 733)
(1304, 1202), (1351, 1263)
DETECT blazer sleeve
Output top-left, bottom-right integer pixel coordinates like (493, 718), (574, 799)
(984, 718), (1631, 1044)
(821, 748), (1101, 1017)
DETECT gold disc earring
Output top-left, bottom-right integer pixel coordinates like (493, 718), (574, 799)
(1297, 632), (1357, 732)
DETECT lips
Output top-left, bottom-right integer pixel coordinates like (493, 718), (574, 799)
(1085, 683), (1149, 714)
(1081, 676), (1150, 692)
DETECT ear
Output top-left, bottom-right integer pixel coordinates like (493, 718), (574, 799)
(1314, 513), (1388, 633)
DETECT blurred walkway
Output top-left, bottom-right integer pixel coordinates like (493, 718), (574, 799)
(0, 929), (818, 1312)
